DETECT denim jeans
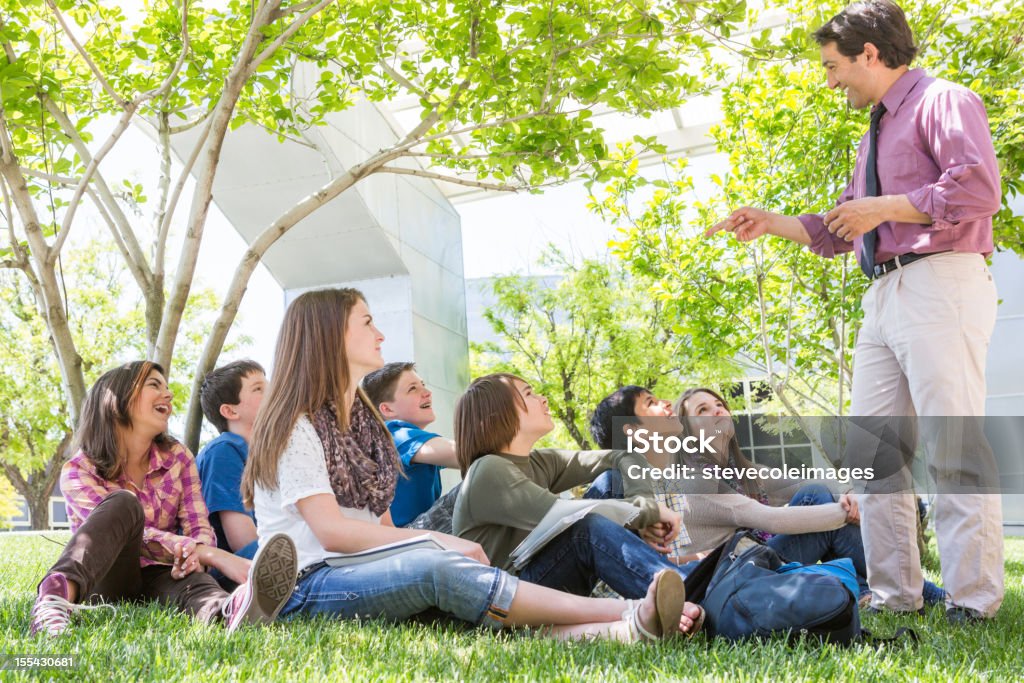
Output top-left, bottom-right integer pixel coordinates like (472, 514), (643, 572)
(582, 470), (624, 500)
(518, 513), (684, 600)
(280, 548), (518, 629)
(766, 484), (945, 604)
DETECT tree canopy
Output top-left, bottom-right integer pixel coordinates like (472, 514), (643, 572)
(0, 0), (749, 451)
(475, 0), (1023, 434)
(471, 248), (693, 449)
(586, 0), (1024, 417)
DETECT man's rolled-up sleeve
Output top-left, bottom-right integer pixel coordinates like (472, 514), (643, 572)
(904, 89), (1001, 229)
(800, 177), (857, 258)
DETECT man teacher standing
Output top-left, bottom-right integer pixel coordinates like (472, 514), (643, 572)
(709, 0), (1003, 624)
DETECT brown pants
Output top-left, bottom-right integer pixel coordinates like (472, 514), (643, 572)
(46, 490), (229, 624)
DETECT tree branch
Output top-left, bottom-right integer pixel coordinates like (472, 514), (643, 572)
(19, 168), (78, 186)
(153, 112), (172, 268)
(0, 103), (87, 421)
(1, 174), (19, 254)
(168, 108), (213, 134)
(45, 0), (125, 106)
(246, 0), (335, 78)
(391, 109), (573, 156)
(377, 55), (426, 100)
(41, 96), (152, 289)
(2, 462), (28, 495)
(375, 166), (522, 192)
(273, 0), (319, 20)
(138, 0), (191, 106)
(182, 144), (410, 449)
(157, 0), (284, 370)
(49, 102), (139, 263)
(406, 150), (525, 161)
(157, 115), (214, 259)
(241, 114), (321, 149)
(84, 186), (138, 278)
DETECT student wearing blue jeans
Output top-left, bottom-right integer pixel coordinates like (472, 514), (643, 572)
(583, 470), (624, 500)
(767, 484), (944, 604)
(766, 484), (871, 596)
(243, 288), (704, 642)
(452, 373), (703, 609)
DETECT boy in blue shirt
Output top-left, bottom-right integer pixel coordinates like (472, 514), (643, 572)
(196, 360), (266, 572)
(362, 362), (459, 527)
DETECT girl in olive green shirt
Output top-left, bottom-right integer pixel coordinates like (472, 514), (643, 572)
(453, 373), (699, 605)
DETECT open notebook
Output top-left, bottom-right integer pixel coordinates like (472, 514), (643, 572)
(509, 499), (640, 571)
(324, 534), (445, 568)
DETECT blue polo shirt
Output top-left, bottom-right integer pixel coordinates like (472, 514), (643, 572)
(195, 432), (257, 559)
(387, 420), (443, 527)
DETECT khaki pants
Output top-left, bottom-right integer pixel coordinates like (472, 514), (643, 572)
(850, 251), (1004, 616)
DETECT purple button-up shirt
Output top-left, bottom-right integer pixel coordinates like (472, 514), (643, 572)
(799, 68), (1000, 264)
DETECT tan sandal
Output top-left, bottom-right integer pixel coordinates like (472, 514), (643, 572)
(655, 570), (687, 639)
(685, 604), (706, 639)
(624, 570), (686, 641)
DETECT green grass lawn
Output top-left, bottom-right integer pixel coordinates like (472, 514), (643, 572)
(1, 534), (1022, 682)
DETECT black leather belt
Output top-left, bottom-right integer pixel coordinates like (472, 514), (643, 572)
(872, 251), (949, 279)
(296, 560), (328, 583)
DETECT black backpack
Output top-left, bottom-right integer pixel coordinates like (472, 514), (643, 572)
(684, 531), (861, 644)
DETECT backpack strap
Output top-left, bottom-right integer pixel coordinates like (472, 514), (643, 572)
(682, 542), (723, 604)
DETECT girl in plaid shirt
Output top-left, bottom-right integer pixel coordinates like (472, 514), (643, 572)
(29, 360), (298, 637)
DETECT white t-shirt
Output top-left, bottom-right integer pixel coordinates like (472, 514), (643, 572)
(254, 415), (379, 571)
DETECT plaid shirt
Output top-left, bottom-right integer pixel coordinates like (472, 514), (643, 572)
(655, 489), (693, 561)
(61, 441), (216, 567)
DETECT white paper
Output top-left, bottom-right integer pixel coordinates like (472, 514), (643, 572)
(509, 499), (640, 570)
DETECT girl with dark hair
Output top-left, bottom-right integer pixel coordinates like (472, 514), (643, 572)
(242, 288), (700, 642)
(29, 361), (298, 637)
(672, 387), (944, 608)
(452, 373), (704, 634)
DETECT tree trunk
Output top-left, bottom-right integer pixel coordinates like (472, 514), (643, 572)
(154, 0), (284, 374)
(182, 153), (390, 451)
(0, 133), (88, 423)
(26, 491), (52, 531)
(2, 435), (69, 530)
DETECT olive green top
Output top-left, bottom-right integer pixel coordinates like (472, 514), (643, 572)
(452, 448), (659, 572)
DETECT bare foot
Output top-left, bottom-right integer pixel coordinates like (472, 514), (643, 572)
(678, 602), (704, 636)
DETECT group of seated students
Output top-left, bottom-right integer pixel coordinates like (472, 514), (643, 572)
(29, 286), (942, 641)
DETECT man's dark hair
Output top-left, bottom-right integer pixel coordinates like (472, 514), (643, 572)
(589, 385), (649, 450)
(362, 362), (417, 410)
(812, 0), (917, 69)
(199, 359), (265, 434)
